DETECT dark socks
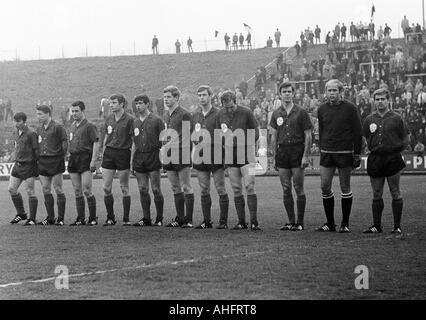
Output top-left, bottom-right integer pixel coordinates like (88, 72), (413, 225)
(234, 195), (246, 225)
(57, 193), (66, 222)
(154, 193), (164, 222)
(174, 192), (185, 224)
(44, 194), (55, 222)
(75, 196), (85, 221)
(123, 196), (131, 222)
(104, 194), (115, 220)
(392, 199), (403, 229)
(247, 194), (258, 225)
(140, 192), (151, 221)
(86, 195), (96, 221)
(184, 193), (194, 224)
(29, 196), (38, 221)
(283, 193), (295, 224)
(219, 194), (229, 225)
(322, 193), (335, 226)
(296, 195), (306, 226)
(341, 193), (353, 226)
(372, 199), (384, 227)
(201, 194), (212, 223)
(11, 193), (25, 216)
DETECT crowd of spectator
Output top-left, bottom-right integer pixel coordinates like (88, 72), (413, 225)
(251, 19), (425, 157)
(0, 98), (14, 123)
(1, 18), (425, 163)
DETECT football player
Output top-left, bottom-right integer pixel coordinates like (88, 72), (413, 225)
(8, 112), (39, 225)
(67, 101), (100, 225)
(130, 95), (165, 227)
(36, 105), (68, 226)
(192, 85), (229, 229)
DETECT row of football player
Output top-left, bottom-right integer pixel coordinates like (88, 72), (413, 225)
(8, 82), (406, 234)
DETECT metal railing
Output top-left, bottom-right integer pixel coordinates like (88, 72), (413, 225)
(246, 47), (293, 98)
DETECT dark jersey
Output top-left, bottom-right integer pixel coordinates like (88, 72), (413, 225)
(165, 106), (193, 147)
(192, 106), (220, 166)
(104, 112), (135, 150)
(69, 119), (99, 154)
(318, 99), (362, 154)
(37, 120), (68, 157)
(215, 105), (259, 165)
(363, 110), (408, 154)
(132, 113), (165, 153)
(270, 105), (312, 145)
(13, 126), (38, 162)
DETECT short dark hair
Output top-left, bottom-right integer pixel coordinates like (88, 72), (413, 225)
(163, 85), (181, 99)
(13, 112), (27, 122)
(278, 82), (295, 93)
(197, 85), (213, 96)
(134, 95), (150, 104)
(109, 94), (127, 107)
(220, 90), (236, 105)
(71, 100), (86, 111)
(36, 105), (52, 115)
(373, 88), (391, 100)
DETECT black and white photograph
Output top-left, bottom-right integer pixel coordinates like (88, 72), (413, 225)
(0, 0), (425, 306)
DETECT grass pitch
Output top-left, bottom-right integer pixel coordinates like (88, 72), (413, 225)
(0, 175), (425, 299)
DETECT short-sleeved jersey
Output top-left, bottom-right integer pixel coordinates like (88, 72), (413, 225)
(132, 113), (165, 153)
(69, 118), (99, 154)
(14, 126), (38, 162)
(215, 105), (259, 165)
(165, 106), (193, 146)
(270, 105), (313, 145)
(37, 120), (68, 157)
(363, 110), (409, 154)
(192, 106), (220, 165)
(192, 106), (219, 143)
(104, 112), (135, 150)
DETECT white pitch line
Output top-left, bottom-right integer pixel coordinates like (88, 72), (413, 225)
(0, 250), (272, 289)
(0, 233), (417, 289)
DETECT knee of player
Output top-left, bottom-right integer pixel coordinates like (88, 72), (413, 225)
(138, 186), (149, 195)
(42, 186), (52, 195)
(182, 185), (193, 194)
(283, 188), (293, 198)
(245, 184), (256, 195)
(321, 184), (332, 194)
(171, 185), (182, 194)
(152, 188), (162, 197)
(322, 189), (333, 198)
(8, 186), (18, 195)
(372, 194), (383, 201)
(340, 186), (352, 195)
(390, 190), (401, 200)
(25, 187), (36, 197)
(103, 186), (112, 195)
(199, 185), (210, 197)
(215, 185), (227, 196)
(293, 184), (305, 197)
(53, 186), (64, 195)
(230, 180), (242, 194)
(232, 189), (243, 197)
(82, 189), (92, 198)
(74, 189), (83, 197)
(282, 181), (292, 193)
(120, 186), (130, 195)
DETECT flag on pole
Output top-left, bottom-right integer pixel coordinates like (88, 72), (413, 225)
(243, 23), (252, 31)
(371, 4), (375, 17)
(215, 30), (219, 38)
